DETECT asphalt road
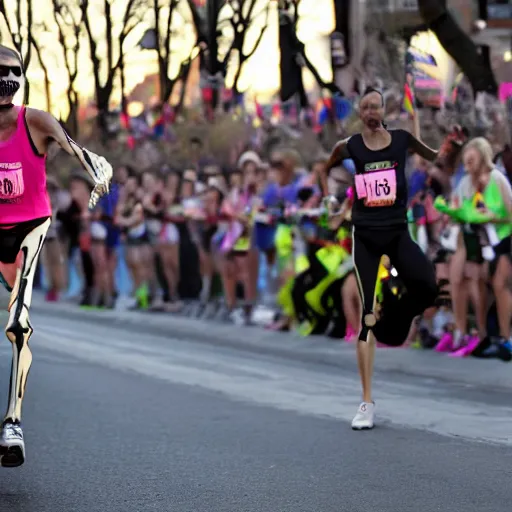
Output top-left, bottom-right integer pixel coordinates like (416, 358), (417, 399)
(0, 299), (510, 512)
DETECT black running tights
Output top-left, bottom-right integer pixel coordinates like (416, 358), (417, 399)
(80, 249), (95, 289)
(352, 226), (437, 326)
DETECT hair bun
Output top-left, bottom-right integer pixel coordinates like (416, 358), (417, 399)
(363, 86), (382, 97)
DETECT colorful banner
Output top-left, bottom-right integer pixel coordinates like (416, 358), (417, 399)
(405, 47), (443, 109)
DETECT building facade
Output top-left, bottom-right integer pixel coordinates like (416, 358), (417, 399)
(364, 0), (512, 89)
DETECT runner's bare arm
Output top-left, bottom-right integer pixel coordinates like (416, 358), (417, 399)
(25, 108), (113, 208)
(326, 138), (350, 171)
(408, 133), (438, 162)
(321, 138), (351, 196)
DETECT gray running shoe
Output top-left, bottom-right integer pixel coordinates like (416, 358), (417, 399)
(0, 421), (25, 467)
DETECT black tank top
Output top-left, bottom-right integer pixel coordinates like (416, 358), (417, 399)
(347, 129), (412, 228)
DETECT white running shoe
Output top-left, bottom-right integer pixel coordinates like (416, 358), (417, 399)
(351, 402), (375, 430)
(0, 421), (25, 467)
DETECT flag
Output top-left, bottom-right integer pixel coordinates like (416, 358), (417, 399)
(334, 96), (352, 120)
(402, 82), (415, 115)
(472, 190), (485, 209)
(254, 97), (264, 120)
(271, 103), (281, 123)
(316, 98), (330, 126)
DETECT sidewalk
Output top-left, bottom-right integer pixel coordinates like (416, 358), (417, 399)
(30, 292), (512, 391)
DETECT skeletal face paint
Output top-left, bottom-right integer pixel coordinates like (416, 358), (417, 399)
(0, 65), (24, 98)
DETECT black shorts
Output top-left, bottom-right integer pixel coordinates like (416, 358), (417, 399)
(463, 231), (483, 264)
(0, 216), (50, 264)
(125, 233), (150, 246)
(490, 236), (512, 277)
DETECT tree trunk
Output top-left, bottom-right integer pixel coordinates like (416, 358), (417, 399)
(231, 55), (245, 97)
(44, 75), (51, 112)
(23, 80), (30, 105)
(119, 54), (127, 114)
(162, 77), (174, 104)
(417, 0), (498, 96)
(205, 0), (223, 110)
(65, 93), (79, 138)
(38, 62), (51, 112)
(96, 87), (111, 135)
(30, 35), (51, 111)
(175, 59), (193, 114)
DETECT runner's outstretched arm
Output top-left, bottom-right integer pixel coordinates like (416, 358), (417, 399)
(408, 111), (438, 162)
(408, 133), (438, 162)
(25, 108), (113, 208)
(321, 138), (351, 196)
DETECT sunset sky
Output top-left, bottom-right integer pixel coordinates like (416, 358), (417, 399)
(0, 0), (335, 115)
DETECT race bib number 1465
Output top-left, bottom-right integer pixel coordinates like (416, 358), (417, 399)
(0, 163), (24, 200)
(355, 168), (396, 207)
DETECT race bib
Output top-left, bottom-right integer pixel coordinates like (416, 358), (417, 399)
(354, 168), (396, 207)
(0, 164), (24, 200)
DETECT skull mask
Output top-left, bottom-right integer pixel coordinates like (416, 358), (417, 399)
(0, 64), (24, 98)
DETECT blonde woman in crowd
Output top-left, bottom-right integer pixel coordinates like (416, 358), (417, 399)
(454, 137), (512, 359)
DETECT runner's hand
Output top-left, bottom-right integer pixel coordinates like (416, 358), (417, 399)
(85, 151), (113, 209)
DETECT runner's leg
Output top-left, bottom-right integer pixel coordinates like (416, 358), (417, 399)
(387, 229), (438, 323)
(352, 228), (383, 429)
(1, 218), (50, 467)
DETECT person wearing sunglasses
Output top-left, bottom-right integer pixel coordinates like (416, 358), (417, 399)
(323, 87), (439, 431)
(0, 45), (113, 467)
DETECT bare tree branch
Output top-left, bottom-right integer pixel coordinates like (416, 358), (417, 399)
(152, 0), (196, 103)
(227, 0), (270, 94)
(81, 0), (147, 129)
(29, 34), (51, 112)
(0, 0), (34, 101)
(52, 0), (83, 135)
(0, 0), (13, 36)
(244, 4), (269, 60)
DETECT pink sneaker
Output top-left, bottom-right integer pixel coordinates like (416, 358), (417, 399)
(434, 332), (453, 352)
(448, 335), (480, 358)
(345, 324), (357, 343)
(464, 335), (482, 355)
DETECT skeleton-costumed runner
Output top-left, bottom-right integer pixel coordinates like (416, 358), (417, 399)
(0, 45), (112, 467)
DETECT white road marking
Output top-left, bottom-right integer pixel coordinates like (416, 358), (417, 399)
(33, 320), (512, 446)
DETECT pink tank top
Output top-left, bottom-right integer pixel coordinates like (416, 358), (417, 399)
(0, 107), (51, 225)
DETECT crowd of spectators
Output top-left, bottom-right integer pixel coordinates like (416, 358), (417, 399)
(36, 129), (512, 358)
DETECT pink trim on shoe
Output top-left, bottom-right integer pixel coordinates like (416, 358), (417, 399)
(345, 324), (357, 343)
(448, 335), (480, 357)
(448, 346), (469, 357)
(434, 332), (453, 352)
(465, 335), (481, 355)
